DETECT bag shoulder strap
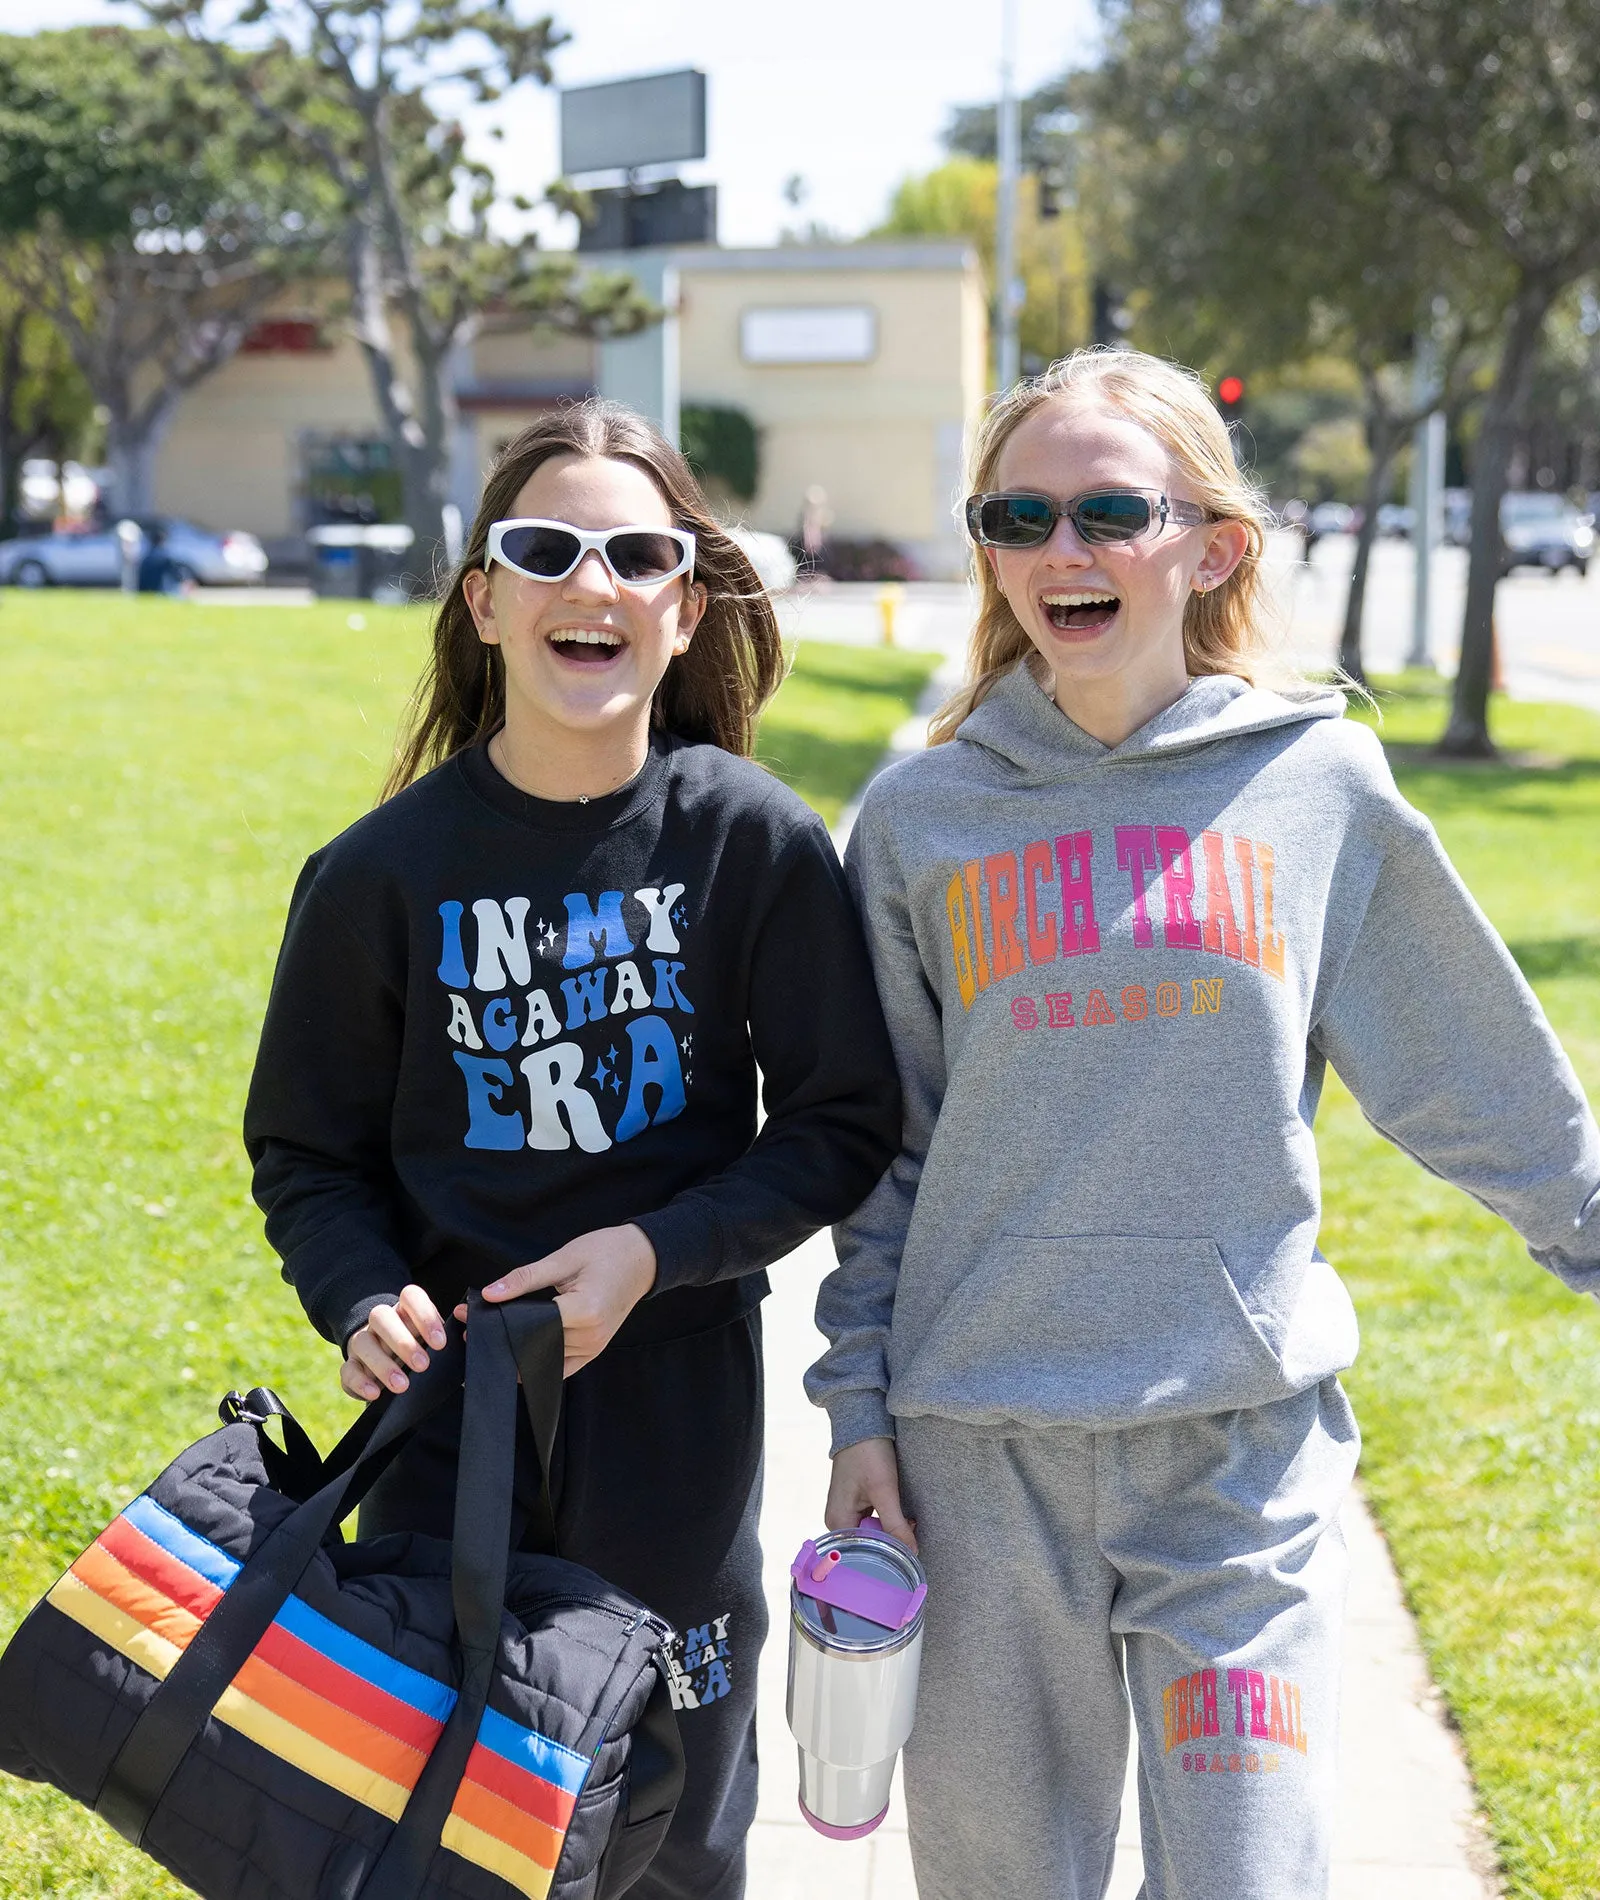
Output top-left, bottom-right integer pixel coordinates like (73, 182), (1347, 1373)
(504, 1292), (563, 1556)
(354, 1293), (562, 1896)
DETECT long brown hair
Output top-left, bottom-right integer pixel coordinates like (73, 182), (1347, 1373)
(383, 400), (785, 798)
(929, 348), (1279, 745)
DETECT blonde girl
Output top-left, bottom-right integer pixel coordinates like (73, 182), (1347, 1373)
(808, 349), (1600, 1900)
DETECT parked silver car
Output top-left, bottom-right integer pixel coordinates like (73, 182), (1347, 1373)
(1499, 492), (1593, 577)
(0, 515), (268, 588)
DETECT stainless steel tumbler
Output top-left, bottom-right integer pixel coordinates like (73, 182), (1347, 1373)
(786, 1517), (927, 1838)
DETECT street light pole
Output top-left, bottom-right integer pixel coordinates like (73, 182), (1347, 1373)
(995, 0), (1022, 391)
(1407, 313), (1444, 671)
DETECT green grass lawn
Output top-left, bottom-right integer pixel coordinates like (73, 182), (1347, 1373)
(0, 589), (935, 1896)
(1330, 677), (1600, 1899)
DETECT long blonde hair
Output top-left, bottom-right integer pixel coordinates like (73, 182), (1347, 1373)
(929, 348), (1276, 744)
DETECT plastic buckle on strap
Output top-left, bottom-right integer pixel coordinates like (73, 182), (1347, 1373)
(219, 1388), (288, 1428)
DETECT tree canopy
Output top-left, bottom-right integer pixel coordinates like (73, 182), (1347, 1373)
(139, 0), (656, 585)
(0, 26), (334, 511)
(1079, 0), (1600, 742)
(1353, 0), (1600, 751)
(874, 158), (1089, 372)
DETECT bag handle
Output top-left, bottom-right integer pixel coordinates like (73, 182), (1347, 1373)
(354, 1291), (564, 1895)
(218, 1387), (325, 1500)
(95, 1291), (564, 1882)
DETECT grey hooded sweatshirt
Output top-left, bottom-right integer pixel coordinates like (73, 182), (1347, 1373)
(808, 662), (1600, 1452)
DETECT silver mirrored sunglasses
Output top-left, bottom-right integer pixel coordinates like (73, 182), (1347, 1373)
(486, 518), (696, 587)
(966, 489), (1209, 548)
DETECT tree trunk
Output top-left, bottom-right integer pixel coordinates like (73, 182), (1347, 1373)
(398, 439), (451, 599)
(104, 424), (156, 516)
(1338, 413), (1399, 686)
(394, 327), (456, 600)
(343, 215), (454, 599)
(102, 383), (182, 516)
(0, 310), (21, 529)
(1438, 278), (1553, 758)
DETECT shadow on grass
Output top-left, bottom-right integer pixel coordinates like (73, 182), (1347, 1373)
(1346, 677), (1600, 812)
(760, 643), (940, 818)
(1381, 760), (1600, 834)
(1505, 936), (1600, 982)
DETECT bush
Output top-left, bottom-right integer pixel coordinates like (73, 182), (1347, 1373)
(679, 404), (760, 502)
(806, 537), (917, 583)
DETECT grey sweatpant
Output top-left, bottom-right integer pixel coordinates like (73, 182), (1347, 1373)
(896, 1378), (1359, 1900)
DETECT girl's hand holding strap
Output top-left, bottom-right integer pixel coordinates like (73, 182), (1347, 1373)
(826, 1436), (918, 1553)
(341, 1228), (657, 1400)
(341, 1284), (449, 1402)
(467, 1222), (658, 1378)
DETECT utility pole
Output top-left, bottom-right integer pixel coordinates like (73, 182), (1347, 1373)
(1407, 311), (1445, 671)
(995, 0), (1022, 391)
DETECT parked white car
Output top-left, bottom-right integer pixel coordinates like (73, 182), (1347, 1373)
(726, 526), (798, 595)
(1307, 501), (1357, 538)
(0, 515), (268, 588)
(1499, 492), (1593, 577)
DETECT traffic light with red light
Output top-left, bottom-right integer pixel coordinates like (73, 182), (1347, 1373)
(1217, 374), (1245, 420)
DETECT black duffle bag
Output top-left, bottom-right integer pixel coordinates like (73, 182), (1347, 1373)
(0, 1291), (684, 1900)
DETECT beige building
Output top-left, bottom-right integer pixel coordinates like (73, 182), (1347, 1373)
(152, 240), (988, 580)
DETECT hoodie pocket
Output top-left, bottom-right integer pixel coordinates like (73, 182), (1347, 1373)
(891, 1235), (1291, 1427)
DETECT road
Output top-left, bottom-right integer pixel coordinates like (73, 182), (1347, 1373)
(776, 532), (1600, 721)
(1274, 532), (1600, 714)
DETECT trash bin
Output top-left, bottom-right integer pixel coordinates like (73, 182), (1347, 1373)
(307, 523), (416, 600)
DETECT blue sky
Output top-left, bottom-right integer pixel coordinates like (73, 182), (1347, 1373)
(10, 0), (1096, 247)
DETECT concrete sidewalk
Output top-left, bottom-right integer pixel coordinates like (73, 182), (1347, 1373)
(748, 1233), (1500, 1899)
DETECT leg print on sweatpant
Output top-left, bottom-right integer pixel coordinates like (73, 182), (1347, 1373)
(360, 1309), (767, 1900)
(1105, 1378), (1357, 1900)
(896, 1377), (1359, 1900)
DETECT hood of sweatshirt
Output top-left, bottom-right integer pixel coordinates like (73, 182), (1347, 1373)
(957, 662), (1348, 779)
(808, 660), (1600, 1449)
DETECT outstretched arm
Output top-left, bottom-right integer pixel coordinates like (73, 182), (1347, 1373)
(1313, 801), (1600, 1290)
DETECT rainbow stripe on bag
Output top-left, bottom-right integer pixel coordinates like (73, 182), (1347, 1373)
(46, 1494), (587, 1899)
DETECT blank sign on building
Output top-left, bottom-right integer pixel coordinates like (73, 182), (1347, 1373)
(560, 70), (707, 177)
(740, 306), (877, 365)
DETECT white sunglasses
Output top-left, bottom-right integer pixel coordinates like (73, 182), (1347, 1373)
(486, 518), (696, 587)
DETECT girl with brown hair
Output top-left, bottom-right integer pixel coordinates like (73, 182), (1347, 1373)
(245, 399), (900, 1899)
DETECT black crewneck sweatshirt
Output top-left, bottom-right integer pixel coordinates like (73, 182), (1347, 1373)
(244, 736), (901, 1350)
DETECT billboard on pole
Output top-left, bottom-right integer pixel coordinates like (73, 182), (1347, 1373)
(560, 69), (708, 177)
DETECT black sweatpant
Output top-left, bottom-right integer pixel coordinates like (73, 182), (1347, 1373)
(359, 1308), (767, 1900)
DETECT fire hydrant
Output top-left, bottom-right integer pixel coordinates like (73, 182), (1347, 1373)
(877, 583), (904, 647)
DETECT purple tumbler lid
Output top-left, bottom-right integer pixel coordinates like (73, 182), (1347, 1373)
(790, 1517), (926, 1638)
